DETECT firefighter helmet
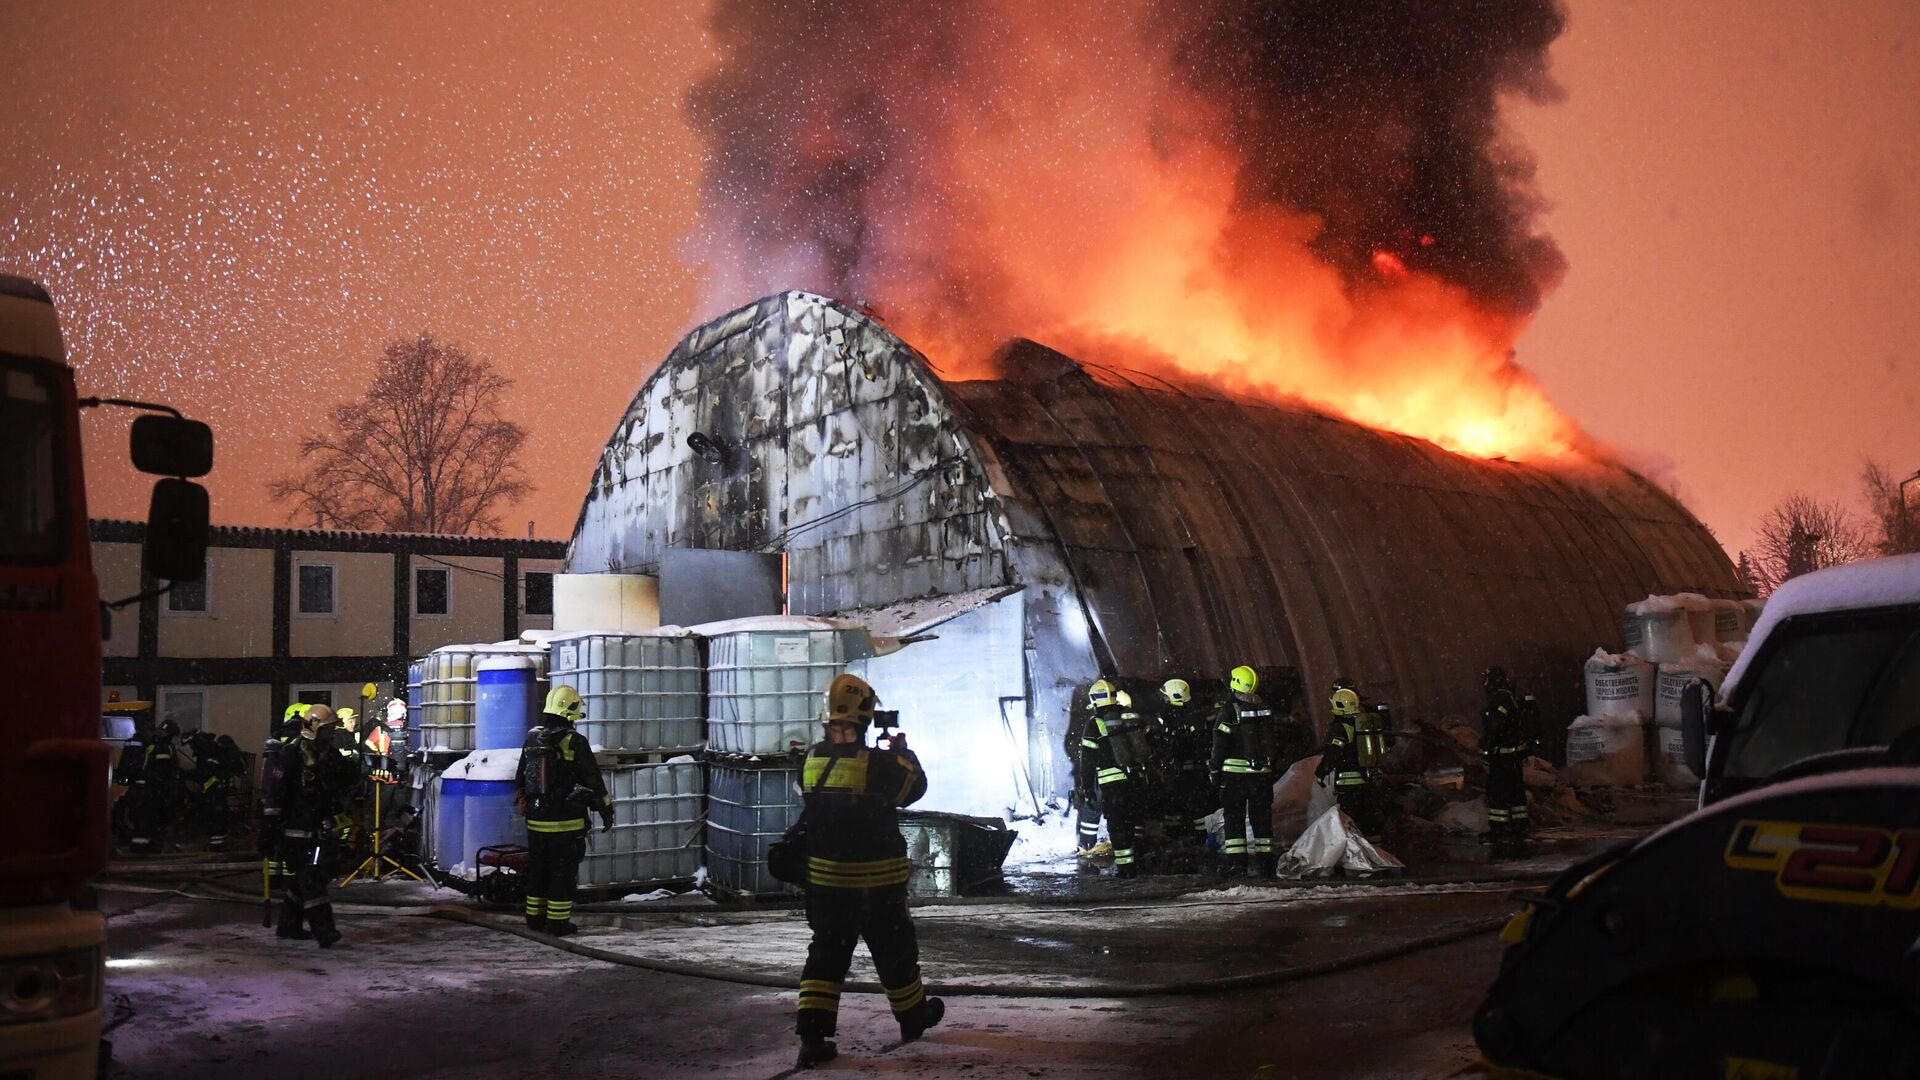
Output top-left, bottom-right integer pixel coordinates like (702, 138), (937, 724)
(300, 703), (337, 740)
(1160, 678), (1191, 707)
(282, 703), (310, 723)
(385, 699), (408, 727)
(1115, 690), (1134, 709)
(544, 685), (586, 723)
(1483, 666), (1512, 693)
(825, 673), (877, 725)
(336, 707), (357, 729)
(1330, 685), (1361, 717)
(1087, 679), (1116, 709)
(1230, 666), (1258, 695)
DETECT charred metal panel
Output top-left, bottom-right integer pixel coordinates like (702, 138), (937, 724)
(658, 549), (784, 626)
(570, 293), (1012, 615)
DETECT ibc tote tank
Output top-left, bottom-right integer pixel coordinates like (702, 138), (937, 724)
(432, 776), (468, 872)
(476, 656), (539, 751)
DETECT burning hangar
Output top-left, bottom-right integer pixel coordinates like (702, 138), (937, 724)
(568, 291), (1740, 818)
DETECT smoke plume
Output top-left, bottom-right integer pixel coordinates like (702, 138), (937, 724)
(686, 0), (1578, 459)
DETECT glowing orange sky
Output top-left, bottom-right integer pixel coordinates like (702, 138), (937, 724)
(3, 1), (1915, 557)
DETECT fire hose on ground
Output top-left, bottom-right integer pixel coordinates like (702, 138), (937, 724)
(94, 875), (1520, 999)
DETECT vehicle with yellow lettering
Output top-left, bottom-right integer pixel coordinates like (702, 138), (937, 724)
(1475, 553), (1920, 1077)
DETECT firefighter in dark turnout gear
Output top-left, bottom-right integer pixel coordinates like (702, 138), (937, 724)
(263, 704), (358, 946)
(258, 704), (307, 906)
(1318, 679), (1393, 837)
(1211, 666), (1278, 877)
(1151, 678), (1216, 859)
(515, 685), (613, 937)
(115, 719), (183, 853)
(1083, 688), (1154, 877)
(186, 731), (245, 851)
(1067, 679), (1114, 858)
(1480, 668), (1537, 859)
(794, 674), (944, 1069)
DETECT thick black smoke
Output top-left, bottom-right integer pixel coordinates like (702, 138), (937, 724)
(1171, 0), (1567, 314)
(686, 0), (1567, 320)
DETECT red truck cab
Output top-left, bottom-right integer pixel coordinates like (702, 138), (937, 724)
(1, 274), (210, 1077)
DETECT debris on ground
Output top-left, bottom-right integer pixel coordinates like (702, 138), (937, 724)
(1275, 807), (1405, 879)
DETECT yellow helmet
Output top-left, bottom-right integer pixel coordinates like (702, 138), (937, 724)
(1087, 679), (1116, 708)
(336, 707), (357, 728)
(1230, 666), (1258, 695)
(544, 685), (586, 722)
(1330, 687), (1360, 717)
(825, 673), (877, 725)
(282, 703), (311, 723)
(1161, 678), (1191, 707)
(1115, 690), (1134, 709)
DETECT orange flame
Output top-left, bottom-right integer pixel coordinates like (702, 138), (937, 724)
(697, 1), (1583, 461)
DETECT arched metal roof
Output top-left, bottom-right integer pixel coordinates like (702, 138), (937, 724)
(572, 292), (1740, 737)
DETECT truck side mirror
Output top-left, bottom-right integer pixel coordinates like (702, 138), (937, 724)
(1680, 678), (1714, 778)
(143, 478), (210, 582)
(130, 414), (214, 478)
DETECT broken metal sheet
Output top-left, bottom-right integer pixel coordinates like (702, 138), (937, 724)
(832, 585), (1025, 639)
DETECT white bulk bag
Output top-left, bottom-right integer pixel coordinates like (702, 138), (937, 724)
(1584, 648), (1655, 719)
(1565, 714), (1647, 788)
(1623, 595), (1698, 664)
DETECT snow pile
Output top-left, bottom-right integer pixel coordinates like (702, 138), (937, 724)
(1583, 648), (1655, 719)
(1564, 714), (1646, 788)
(1622, 595), (1698, 663)
(1003, 810), (1081, 867)
(441, 748), (521, 782)
(1274, 807), (1404, 878)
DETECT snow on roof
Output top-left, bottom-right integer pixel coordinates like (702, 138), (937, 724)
(1723, 553), (1920, 697)
(831, 585), (1023, 638)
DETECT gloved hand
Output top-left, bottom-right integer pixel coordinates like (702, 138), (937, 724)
(598, 809), (615, 834)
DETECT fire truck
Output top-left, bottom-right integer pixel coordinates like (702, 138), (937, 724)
(0, 274), (211, 1077)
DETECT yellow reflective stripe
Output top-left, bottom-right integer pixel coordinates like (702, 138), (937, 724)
(527, 817), (587, 833)
(1094, 717), (1110, 736)
(1096, 768), (1127, 784)
(1080, 738), (1100, 749)
(801, 979), (842, 995)
(807, 856), (911, 888)
(803, 752), (871, 792)
(1223, 838), (1248, 853)
(886, 979), (926, 1013)
(1216, 723), (1232, 733)
(895, 758), (920, 804)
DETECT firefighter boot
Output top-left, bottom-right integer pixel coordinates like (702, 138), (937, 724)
(898, 997), (946, 1042)
(795, 1037), (838, 1068)
(546, 920), (579, 938)
(525, 914), (547, 933)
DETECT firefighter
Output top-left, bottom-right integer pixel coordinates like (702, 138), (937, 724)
(1210, 666), (1277, 877)
(514, 686), (613, 937)
(1066, 680), (1115, 858)
(794, 674), (944, 1069)
(263, 704), (358, 947)
(259, 704), (307, 906)
(1480, 667), (1537, 859)
(1152, 678), (1215, 860)
(115, 718), (183, 853)
(185, 730), (245, 851)
(1082, 687), (1153, 878)
(1317, 679), (1393, 837)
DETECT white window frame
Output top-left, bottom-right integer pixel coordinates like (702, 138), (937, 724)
(163, 561), (212, 617)
(291, 685), (335, 709)
(523, 570), (555, 617)
(294, 559), (337, 617)
(158, 686), (207, 733)
(413, 564), (453, 618)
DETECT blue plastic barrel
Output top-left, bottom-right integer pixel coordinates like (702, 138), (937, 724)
(432, 776), (469, 872)
(405, 660), (424, 739)
(476, 657), (538, 751)
(463, 779), (523, 867)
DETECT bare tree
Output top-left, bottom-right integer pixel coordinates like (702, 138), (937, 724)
(271, 333), (532, 534)
(1860, 459), (1920, 557)
(1740, 493), (1876, 597)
